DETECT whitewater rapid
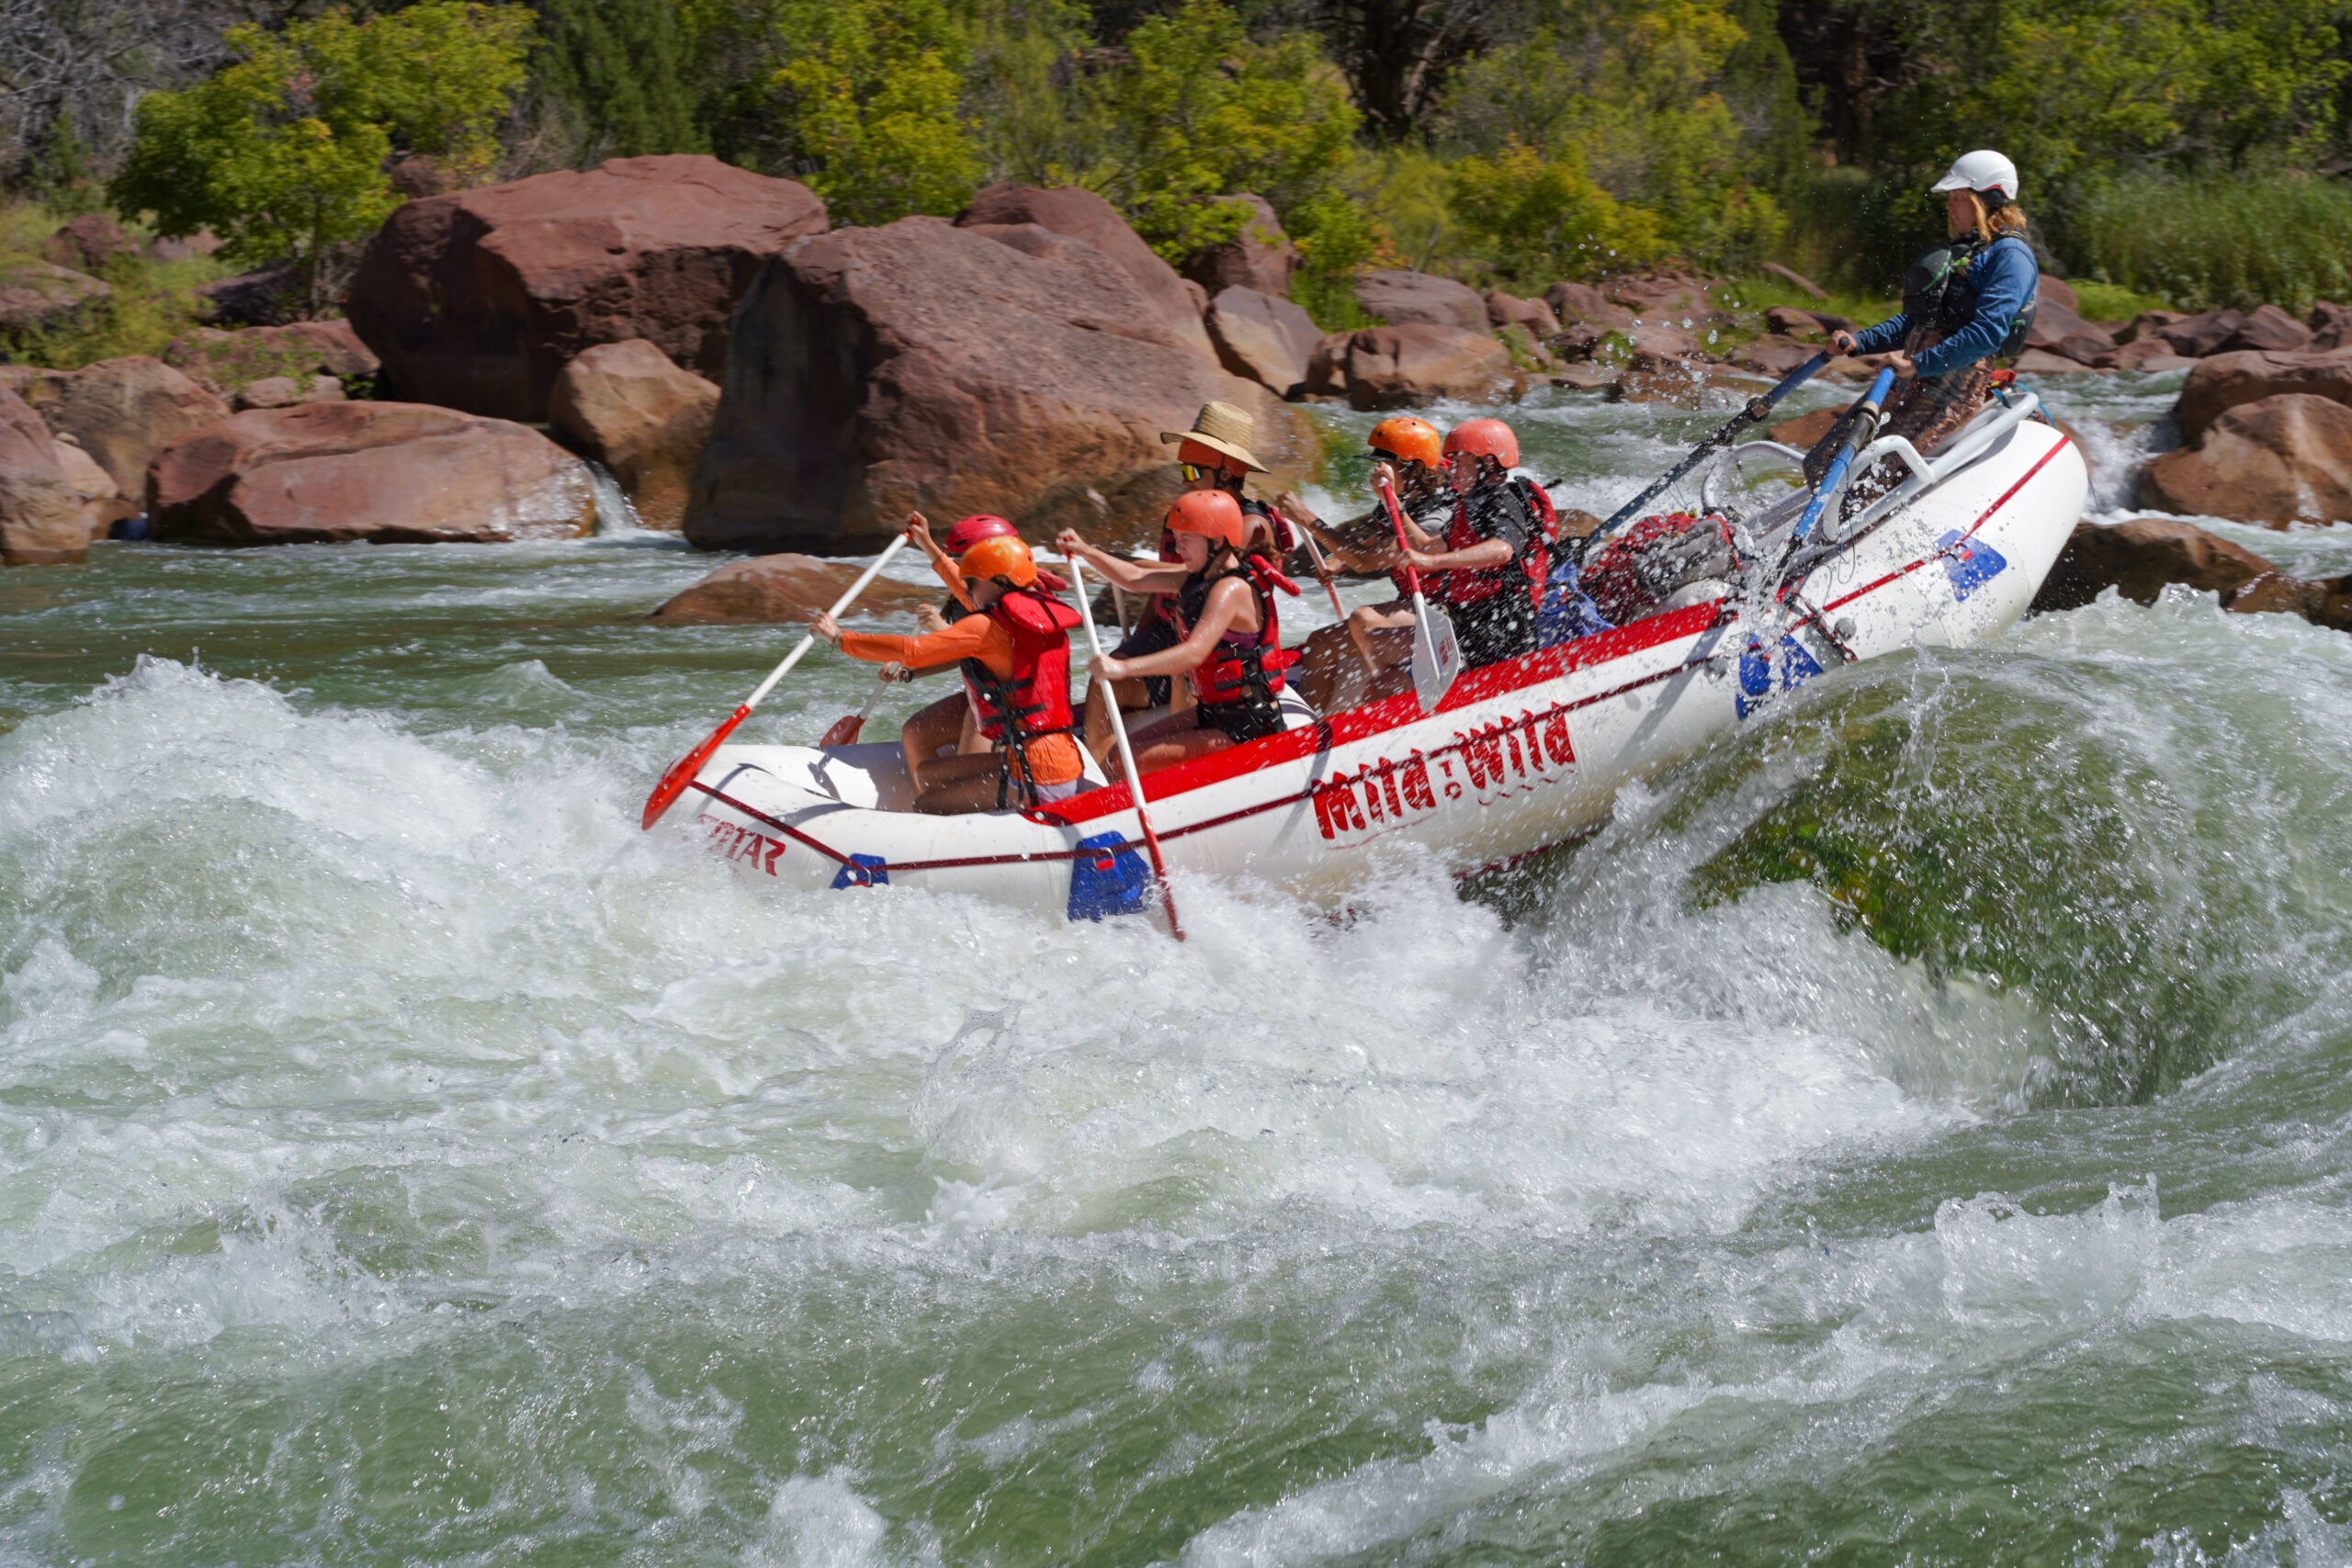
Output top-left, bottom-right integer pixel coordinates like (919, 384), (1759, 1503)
(6, 376), (2352, 1564)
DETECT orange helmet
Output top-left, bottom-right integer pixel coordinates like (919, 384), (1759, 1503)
(1165, 490), (1245, 548)
(958, 534), (1037, 589)
(1443, 418), (1519, 469)
(1368, 416), (1443, 469)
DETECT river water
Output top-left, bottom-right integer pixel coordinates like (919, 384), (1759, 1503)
(6, 374), (2352, 1566)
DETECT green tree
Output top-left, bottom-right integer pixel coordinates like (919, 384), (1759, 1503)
(760, 0), (985, 225)
(109, 3), (532, 313)
(533, 0), (708, 162)
(1087, 0), (1361, 261)
(1448, 139), (1665, 281)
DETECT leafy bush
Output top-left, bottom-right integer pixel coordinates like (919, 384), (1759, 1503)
(0, 197), (232, 367)
(1448, 141), (1665, 283)
(2070, 171), (2352, 312)
(763, 0), (984, 226)
(108, 3), (532, 314)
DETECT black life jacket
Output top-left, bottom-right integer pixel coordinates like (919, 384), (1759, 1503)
(1169, 552), (1300, 711)
(1430, 476), (1555, 610)
(1902, 232), (2039, 360)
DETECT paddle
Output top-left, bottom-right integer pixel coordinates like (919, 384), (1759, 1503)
(640, 535), (912, 830)
(1069, 558), (1183, 941)
(1785, 367), (1897, 555)
(1377, 471), (1462, 713)
(818, 662), (906, 747)
(1295, 520), (1350, 625)
(1575, 351), (1830, 558)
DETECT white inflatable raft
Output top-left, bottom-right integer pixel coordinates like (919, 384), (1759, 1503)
(678, 388), (2087, 922)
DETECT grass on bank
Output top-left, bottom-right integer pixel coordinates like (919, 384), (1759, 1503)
(0, 196), (235, 369)
(2069, 171), (2352, 314)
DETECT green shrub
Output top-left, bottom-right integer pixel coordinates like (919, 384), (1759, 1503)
(2069, 171), (2352, 312)
(2066, 279), (2174, 321)
(0, 197), (234, 367)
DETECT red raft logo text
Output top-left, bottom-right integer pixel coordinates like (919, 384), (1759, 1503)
(1312, 706), (1576, 843)
(698, 814), (786, 874)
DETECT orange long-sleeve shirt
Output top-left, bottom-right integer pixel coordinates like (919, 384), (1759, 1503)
(840, 615), (1083, 786)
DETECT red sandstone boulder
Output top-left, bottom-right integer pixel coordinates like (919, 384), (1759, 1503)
(2225, 570), (2352, 632)
(2218, 304), (2313, 354)
(649, 553), (935, 624)
(1204, 286), (1321, 398)
(0, 388), (88, 567)
(1733, 335), (1824, 378)
(233, 375), (345, 411)
(1768, 408), (1840, 449)
(548, 339), (718, 529)
(2136, 393), (2352, 525)
(149, 401), (596, 545)
(0, 259), (108, 333)
(2174, 349), (2352, 443)
(1314, 323), (1519, 411)
(2037, 276), (2079, 313)
(2117, 310), (2185, 345)
(1181, 195), (1296, 299)
(9, 356), (230, 495)
(2028, 516), (2278, 611)
(684, 216), (1311, 554)
(164, 320), (379, 397)
(2014, 348), (2098, 375)
(42, 215), (137, 274)
(2310, 302), (2352, 353)
(1355, 270), (1487, 332)
(2095, 338), (2196, 374)
(2025, 299), (2114, 362)
(2155, 309), (2245, 358)
(1604, 271), (1721, 320)
(1545, 280), (1634, 331)
(348, 155), (827, 422)
(956, 184), (1216, 362)
(1487, 290), (1562, 338)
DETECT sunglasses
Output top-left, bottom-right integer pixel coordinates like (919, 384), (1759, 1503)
(1179, 461), (1238, 483)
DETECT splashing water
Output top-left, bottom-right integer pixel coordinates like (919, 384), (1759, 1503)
(5, 380), (2352, 1564)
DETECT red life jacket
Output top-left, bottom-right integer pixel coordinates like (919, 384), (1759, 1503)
(1430, 478), (1555, 611)
(1169, 555), (1300, 709)
(960, 586), (1080, 743)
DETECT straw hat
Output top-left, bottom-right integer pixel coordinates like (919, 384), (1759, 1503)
(1160, 400), (1266, 474)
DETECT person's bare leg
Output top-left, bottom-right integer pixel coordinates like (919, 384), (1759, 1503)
(1125, 712), (1235, 774)
(911, 752), (1018, 815)
(1081, 676), (1153, 765)
(898, 692), (966, 793)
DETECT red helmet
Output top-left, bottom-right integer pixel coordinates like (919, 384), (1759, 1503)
(1165, 490), (1245, 548)
(943, 513), (1017, 554)
(1443, 418), (1520, 469)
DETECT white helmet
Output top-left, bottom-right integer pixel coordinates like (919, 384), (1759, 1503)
(1932, 150), (2020, 202)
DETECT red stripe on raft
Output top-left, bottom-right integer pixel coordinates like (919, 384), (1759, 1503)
(1044, 599), (1722, 826)
(1818, 433), (2068, 615)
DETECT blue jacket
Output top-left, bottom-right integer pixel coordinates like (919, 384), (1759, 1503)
(1850, 234), (2038, 377)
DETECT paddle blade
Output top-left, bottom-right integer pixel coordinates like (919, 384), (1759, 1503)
(641, 704), (750, 829)
(1411, 604), (1463, 713)
(818, 714), (864, 747)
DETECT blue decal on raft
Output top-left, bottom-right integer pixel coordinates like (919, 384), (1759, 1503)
(1736, 635), (1826, 719)
(1939, 530), (2007, 601)
(1068, 831), (1151, 922)
(830, 853), (889, 889)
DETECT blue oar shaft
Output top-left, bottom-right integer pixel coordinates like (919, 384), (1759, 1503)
(1789, 367), (1897, 549)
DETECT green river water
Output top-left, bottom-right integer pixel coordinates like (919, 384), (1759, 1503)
(6, 380), (2352, 1566)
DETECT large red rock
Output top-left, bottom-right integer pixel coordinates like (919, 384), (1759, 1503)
(1487, 290), (1562, 338)
(2136, 393), (2352, 525)
(348, 155), (827, 422)
(1729, 334), (1821, 377)
(2037, 276), (2079, 313)
(163, 320), (379, 397)
(2154, 309), (2245, 358)
(956, 184), (1216, 362)
(1355, 270), (1487, 332)
(148, 401), (596, 545)
(1181, 195), (1296, 299)
(49, 434), (133, 539)
(2024, 299), (2114, 362)
(0, 388), (88, 567)
(684, 216), (1312, 554)
(2217, 304), (2312, 354)
(1545, 280), (1634, 331)
(2174, 349), (2352, 443)
(2094, 338), (2196, 374)
(2117, 310), (2185, 345)
(2226, 570), (2352, 632)
(548, 339), (718, 529)
(0, 259), (108, 333)
(1204, 286), (1321, 397)
(2310, 302), (2352, 353)
(9, 356), (230, 495)
(649, 553), (935, 624)
(1312, 323), (1519, 411)
(42, 215), (137, 274)
(2028, 516), (2278, 611)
